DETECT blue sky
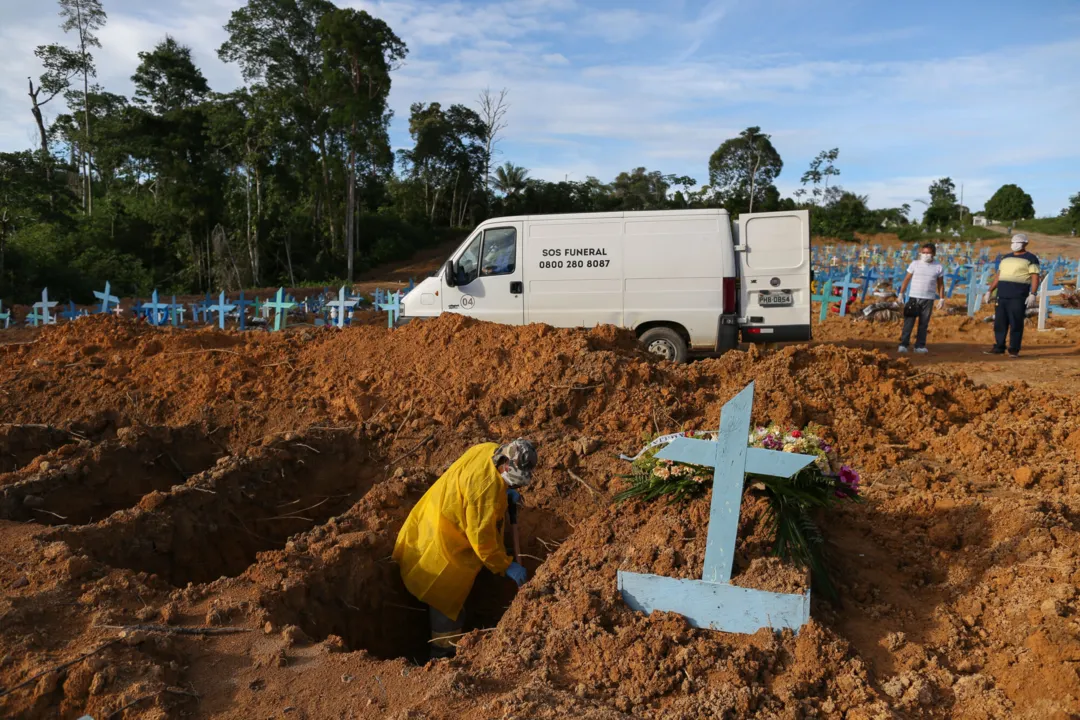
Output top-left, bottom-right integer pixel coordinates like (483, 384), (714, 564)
(2, 0), (1078, 217)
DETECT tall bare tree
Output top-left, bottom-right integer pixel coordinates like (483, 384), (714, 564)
(476, 87), (509, 200)
(58, 0), (107, 215)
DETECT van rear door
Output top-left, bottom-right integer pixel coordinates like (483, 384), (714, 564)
(736, 210), (811, 342)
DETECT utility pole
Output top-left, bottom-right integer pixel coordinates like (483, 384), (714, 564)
(959, 183), (964, 228)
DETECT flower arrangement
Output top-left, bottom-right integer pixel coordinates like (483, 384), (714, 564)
(1061, 286), (1080, 309)
(616, 424), (861, 597)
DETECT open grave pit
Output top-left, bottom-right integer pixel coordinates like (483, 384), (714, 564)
(0, 423), (80, 479)
(250, 471), (573, 664)
(54, 430), (381, 587)
(0, 425), (223, 526)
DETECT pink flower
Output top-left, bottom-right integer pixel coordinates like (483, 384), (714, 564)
(835, 465), (860, 498)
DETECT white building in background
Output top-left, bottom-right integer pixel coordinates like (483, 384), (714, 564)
(973, 215), (992, 227)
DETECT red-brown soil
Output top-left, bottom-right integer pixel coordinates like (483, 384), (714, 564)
(1, 311), (1080, 718)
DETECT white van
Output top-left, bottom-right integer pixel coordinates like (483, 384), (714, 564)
(401, 209), (811, 362)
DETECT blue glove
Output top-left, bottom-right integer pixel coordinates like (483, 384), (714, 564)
(507, 489), (522, 505)
(506, 561), (527, 587)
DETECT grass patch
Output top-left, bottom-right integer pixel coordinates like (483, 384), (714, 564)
(1016, 217), (1078, 237)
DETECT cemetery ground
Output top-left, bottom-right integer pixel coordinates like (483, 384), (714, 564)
(2, 236), (1080, 718)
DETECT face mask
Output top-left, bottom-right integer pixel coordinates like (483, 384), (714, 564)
(920, 254), (933, 263)
(1011, 242), (1025, 252)
(502, 468), (532, 488)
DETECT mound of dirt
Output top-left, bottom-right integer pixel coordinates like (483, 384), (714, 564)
(3, 314), (1080, 718)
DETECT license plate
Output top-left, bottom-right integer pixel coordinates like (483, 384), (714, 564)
(759, 292), (793, 307)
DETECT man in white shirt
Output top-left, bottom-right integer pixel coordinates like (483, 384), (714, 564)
(897, 243), (946, 354)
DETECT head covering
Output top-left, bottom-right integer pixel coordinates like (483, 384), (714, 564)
(1011, 233), (1029, 245)
(495, 438), (537, 487)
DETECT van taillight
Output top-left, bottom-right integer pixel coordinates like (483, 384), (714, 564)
(723, 278), (736, 314)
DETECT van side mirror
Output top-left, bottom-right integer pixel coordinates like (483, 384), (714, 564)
(444, 259), (457, 287)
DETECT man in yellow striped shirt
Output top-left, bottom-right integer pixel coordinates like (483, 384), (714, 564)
(983, 234), (1040, 358)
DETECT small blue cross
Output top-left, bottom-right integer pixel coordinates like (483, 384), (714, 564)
(32, 288), (58, 326)
(234, 290), (254, 330)
(833, 271), (861, 317)
(93, 282), (120, 314)
(168, 296), (184, 327)
(208, 291), (237, 330)
(326, 286), (358, 329)
(61, 301), (82, 322)
(142, 290), (169, 326)
(265, 288), (296, 332)
(810, 280), (840, 323)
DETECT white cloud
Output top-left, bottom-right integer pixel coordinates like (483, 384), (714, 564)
(541, 52), (570, 66)
(576, 8), (652, 43)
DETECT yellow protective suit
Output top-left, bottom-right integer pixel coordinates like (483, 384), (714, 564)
(393, 442), (512, 621)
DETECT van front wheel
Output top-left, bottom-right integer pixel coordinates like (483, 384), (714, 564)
(640, 327), (688, 363)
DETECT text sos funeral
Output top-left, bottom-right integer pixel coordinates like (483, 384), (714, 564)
(539, 248), (610, 269)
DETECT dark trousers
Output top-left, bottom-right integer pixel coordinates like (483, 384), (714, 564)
(429, 605), (464, 659)
(899, 298), (935, 348)
(993, 297), (1027, 354)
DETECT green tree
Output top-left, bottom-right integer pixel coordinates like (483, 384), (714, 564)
(492, 163), (528, 197)
(132, 37), (210, 114)
(795, 148), (840, 205)
(219, 0), (338, 248)
(983, 184), (1034, 222)
(1065, 192), (1080, 221)
(611, 167), (669, 210)
(811, 191), (873, 239)
(922, 177), (959, 228)
(318, 7), (406, 282)
(708, 126), (783, 213)
(58, 0), (108, 214)
(398, 102), (486, 227)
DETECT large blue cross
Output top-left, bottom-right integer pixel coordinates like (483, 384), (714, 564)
(618, 383), (814, 633)
(266, 288), (296, 332)
(93, 282), (120, 314)
(208, 291), (237, 330)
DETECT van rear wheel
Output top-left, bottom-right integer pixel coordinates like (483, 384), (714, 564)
(640, 327), (688, 363)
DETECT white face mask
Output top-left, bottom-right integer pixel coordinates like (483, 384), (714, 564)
(1011, 242), (1025, 252)
(501, 468), (532, 488)
(920, 253), (933, 263)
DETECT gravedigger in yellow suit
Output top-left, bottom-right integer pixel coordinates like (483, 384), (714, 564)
(393, 439), (536, 658)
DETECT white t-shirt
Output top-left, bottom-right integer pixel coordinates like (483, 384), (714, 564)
(906, 260), (944, 299)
